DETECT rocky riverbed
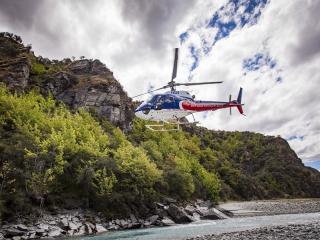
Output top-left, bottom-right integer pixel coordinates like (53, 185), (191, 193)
(186, 221), (320, 240)
(0, 199), (227, 240)
(218, 198), (320, 217)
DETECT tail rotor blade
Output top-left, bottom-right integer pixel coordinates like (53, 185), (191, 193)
(229, 94), (232, 115)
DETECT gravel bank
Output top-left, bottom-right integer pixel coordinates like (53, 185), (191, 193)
(219, 198), (320, 216)
(186, 221), (320, 240)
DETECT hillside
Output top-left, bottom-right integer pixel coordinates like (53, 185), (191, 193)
(0, 32), (320, 223)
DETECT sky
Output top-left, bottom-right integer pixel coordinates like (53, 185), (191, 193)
(0, 0), (319, 170)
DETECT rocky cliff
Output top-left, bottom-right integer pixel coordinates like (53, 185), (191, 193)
(0, 32), (134, 131)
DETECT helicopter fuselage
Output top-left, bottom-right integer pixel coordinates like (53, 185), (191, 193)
(135, 89), (243, 122)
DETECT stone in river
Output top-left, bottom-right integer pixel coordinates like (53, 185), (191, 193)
(95, 224), (107, 233)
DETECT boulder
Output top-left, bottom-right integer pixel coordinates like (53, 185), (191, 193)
(28, 232), (36, 239)
(198, 208), (227, 220)
(59, 218), (69, 229)
(47, 229), (62, 237)
(95, 224), (107, 233)
(36, 223), (49, 231)
(163, 197), (177, 204)
(130, 214), (137, 223)
(12, 236), (21, 240)
(119, 219), (128, 228)
(74, 226), (86, 236)
(184, 205), (196, 215)
(68, 222), (78, 230)
(84, 222), (95, 234)
(161, 217), (175, 226)
(107, 224), (119, 231)
(197, 200), (213, 208)
(67, 230), (74, 236)
(4, 228), (25, 237)
(16, 224), (29, 232)
(146, 215), (159, 225)
(168, 204), (194, 223)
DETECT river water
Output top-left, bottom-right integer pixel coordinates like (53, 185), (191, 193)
(73, 212), (320, 240)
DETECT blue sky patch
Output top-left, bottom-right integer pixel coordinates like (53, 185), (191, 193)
(190, 46), (199, 71)
(287, 135), (304, 141)
(182, 0), (269, 73)
(179, 32), (189, 44)
(243, 53), (277, 71)
(304, 160), (320, 171)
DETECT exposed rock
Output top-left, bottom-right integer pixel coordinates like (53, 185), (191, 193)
(47, 229), (62, 237)
(196, 200), (213, 208)
(168, 204), (194, 223)
(147, 215), (159, 225)
(69, 60), (91, 74)
(0, 35), (135, 132)
(163, 197), (177, 204)
(36, 223), (49, 231)
(95, 224), (107, 233)
(130, 214), (137, 223)
(3, 228), (25, 237)
(67, 230), (74, 236)
(161, 217), (175, 226)
(59, 218), (69, 229)
(15, 224), (29, 232)
(12, 236), (21, 240)
(198, 208), (228, 220)
(185, 205), (197, 215)
(68, 221), (78, 230)
(84, 222), (95, 234)
(28, 232), (36, 239)
(107, 224), (120, 231)
(75, 226), (86, 236)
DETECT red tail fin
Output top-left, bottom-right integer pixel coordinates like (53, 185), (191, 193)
(236, 105), (244, 115)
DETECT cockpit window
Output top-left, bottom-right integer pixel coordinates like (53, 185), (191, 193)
(156, 96), (165, 104)
(165, 96), (174, 103)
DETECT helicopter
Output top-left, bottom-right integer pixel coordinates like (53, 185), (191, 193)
(133, 48), (244, 131)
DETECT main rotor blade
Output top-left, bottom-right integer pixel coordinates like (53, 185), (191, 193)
(131, 86), (169, 98)
(174, 81), (223, 86)
(171, 48), (179, 81)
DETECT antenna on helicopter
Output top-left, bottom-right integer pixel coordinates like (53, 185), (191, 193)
(132, 48), (223, 98)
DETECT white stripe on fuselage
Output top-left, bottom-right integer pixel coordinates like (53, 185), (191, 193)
(135, 109), (194, 121)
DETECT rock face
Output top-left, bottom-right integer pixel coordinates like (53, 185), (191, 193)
(0, 34), (135, 131)
(0, 36), (31, 91)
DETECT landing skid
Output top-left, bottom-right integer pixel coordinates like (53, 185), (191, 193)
(146, 117), (199, 132)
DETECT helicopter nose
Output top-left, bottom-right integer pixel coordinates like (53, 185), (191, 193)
(135, 110), (145, 119)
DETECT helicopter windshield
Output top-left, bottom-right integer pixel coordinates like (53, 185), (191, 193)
(145, 95), (162, 104)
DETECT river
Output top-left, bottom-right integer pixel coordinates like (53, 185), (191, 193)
(72, 212), (320, 240)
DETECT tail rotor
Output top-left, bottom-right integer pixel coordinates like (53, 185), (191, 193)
(229, 94), (232, 115)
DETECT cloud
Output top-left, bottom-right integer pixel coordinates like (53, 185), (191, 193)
(119, 0), (196, 49)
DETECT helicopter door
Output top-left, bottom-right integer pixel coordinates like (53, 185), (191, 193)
(155, 96), (165, 110)
(163, 95), (175, 109)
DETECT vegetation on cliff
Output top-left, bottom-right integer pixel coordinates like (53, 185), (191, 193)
(0, 85), (220, 221)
